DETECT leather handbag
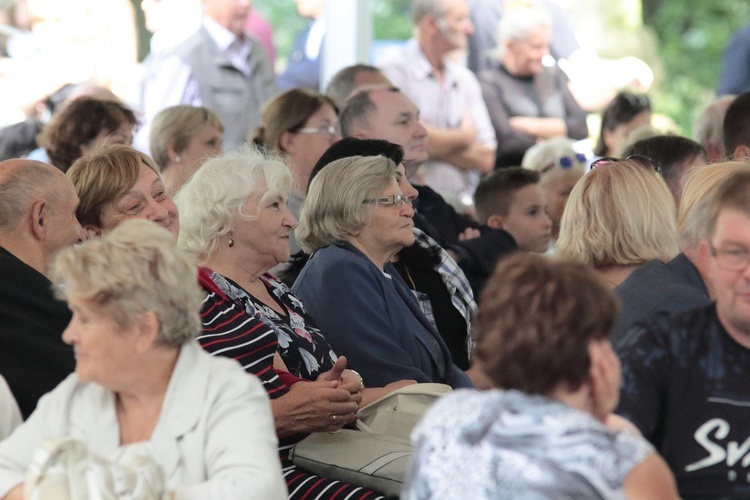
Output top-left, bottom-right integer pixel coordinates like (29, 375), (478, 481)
(355, 383), (451, 440)
(290, 383), (451, 498)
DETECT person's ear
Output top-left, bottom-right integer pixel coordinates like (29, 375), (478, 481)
(486, 213), (504, 229)
(83, 225), (103, 239)
(279, 131), (297, 155)
(697, 238), (714, 273)
(733, 144), (750, 161)
(166, 140), (181, 164)
(422, 13), (441, 36)
(135, 311), (160, 352)
(29, 200), (47, 241)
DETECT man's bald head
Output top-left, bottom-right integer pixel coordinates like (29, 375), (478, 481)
(0, 159), (83, 276)
(0, 159), (64, 230)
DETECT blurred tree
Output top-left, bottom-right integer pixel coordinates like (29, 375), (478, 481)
(642, 0), (750, 133)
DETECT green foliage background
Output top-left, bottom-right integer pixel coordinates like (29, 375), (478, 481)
(642, 0), (750, 133)
(252, 0), (750, 133)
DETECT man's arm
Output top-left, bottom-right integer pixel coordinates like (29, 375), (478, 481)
(423, 115), (476, 159)
(508, 116), (568, 140)
(441, 142), (495, 173)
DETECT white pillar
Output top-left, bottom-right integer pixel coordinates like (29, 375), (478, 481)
(320, 0), (372, 91)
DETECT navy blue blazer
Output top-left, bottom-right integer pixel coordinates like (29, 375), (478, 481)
(292, 244), (473, 389)
(612, 253), (711, 347)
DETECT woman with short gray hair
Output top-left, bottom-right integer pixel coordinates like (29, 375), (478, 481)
(479, 5), (588, 168)
(293, 155), (473, 389)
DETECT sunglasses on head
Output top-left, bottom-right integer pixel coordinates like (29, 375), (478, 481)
(590, 154), (661, 175)
(540, 153), (587, 174)
(619, 93), (651, 111)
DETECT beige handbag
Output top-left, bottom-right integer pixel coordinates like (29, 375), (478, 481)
(290, 383), (451, 498)
(355, 383), (452, 440)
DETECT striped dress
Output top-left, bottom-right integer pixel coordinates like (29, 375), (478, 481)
(197, 268), (385, 500)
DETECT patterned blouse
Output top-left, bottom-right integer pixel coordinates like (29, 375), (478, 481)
(211, 272), (338, 380)
(403, 389), (653, 500)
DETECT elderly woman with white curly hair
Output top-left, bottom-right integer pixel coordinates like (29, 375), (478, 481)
(176, 147), (409, 500)
(479, 5), (588, 168)
(0, 220), (286, 500)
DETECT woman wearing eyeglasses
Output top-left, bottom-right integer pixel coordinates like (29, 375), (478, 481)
(293, 155), (474, 389)
(251, 88), (341, 256)
(522, 137), (588, 244)
(479, 6), (588, 169)
(556, 157), (679, 288)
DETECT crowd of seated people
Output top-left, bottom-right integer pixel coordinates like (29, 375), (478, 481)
(5, 0), (750, 498)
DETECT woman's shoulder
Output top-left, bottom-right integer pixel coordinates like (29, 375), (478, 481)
(302, 245), (379, 279)
(409, 389), (652, 497)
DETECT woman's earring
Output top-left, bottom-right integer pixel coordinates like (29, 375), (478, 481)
(228, 234), (234, 248)
(175, 156), (181, 163)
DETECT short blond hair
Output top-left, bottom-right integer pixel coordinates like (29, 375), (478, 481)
(149, 105), (223, 169)
(557, 160), (679, 267)
(678, 161), (750, 248)
(67, 144), (160, 228)
(297, 155), (396, 253)
(51, 219), (202, 347)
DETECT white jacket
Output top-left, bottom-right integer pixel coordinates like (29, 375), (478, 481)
(0, 341), (287, 499)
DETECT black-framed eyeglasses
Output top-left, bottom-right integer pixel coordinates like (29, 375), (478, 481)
(590, 154), (661, 175)
(295, 124), (341, 136)
(362, 194), (412, 208)
(540, 153), (587, 174)
(709, 242), (750, 271)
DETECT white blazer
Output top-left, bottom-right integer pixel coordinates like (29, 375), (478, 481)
(0, 376), (20, 441)
(0, 341), (287, 499)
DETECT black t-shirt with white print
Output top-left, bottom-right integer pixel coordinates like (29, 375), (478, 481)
(617, 303), (750, 499)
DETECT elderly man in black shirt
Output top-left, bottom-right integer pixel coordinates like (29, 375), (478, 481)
(0, 159), (84, 418)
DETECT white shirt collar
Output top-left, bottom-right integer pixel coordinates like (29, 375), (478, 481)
(202, 15), (245, 52)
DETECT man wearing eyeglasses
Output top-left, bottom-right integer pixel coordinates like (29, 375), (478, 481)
(616, 170), (750, 498)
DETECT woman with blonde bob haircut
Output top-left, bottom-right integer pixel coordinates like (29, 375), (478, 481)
(67, 144), (178, 239)
(149, 105), (224, 195)
(293, 155), (473, 389)
(0, 220), (286, 499)
(557, 158), (679, 287)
